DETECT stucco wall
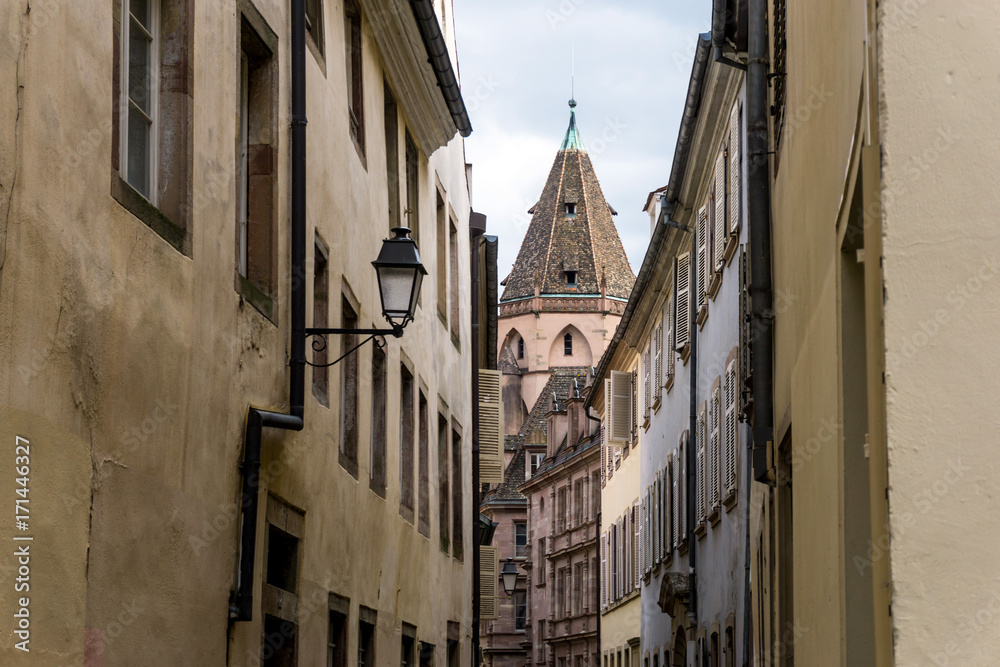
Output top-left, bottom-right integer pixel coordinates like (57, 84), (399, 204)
(879, 0), (1000, 663)
(0, 0), (473, 664)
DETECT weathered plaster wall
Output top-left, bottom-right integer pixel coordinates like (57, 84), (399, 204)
(879, 0), (1000, 663)
(0, 0), (472, 664)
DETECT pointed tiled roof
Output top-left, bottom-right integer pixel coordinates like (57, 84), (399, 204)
(500, 102), (635, 303)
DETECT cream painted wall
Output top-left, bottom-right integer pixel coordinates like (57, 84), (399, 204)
(0, 0), (472, 664)
(879, 1), (1000, 663)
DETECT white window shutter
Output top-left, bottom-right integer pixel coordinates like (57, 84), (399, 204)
(609, 370), (632, 443)
(671, 451), (680, 549)
(643, 346), (651, 420)
(658, 475), (664, 560)
(696, 206), (708, 310)
(665, 458), (673, 555)
(633, 502), (640, 590)
(714, 147), (727, 272)
(680, 434), (688, 541)
(725, 361), (738, 494)
(710, 388), (721, 510)
(675, 254), (691, 351)
(730, 102), (741, 236)
(600, 532), (607, 609)
(639, 496), (645, 576)
(478, 369), (505, 484)
(696, 414), (706, 524)
(624, 512), (631, 593)
(480, 545), (499, 620)
(665, 296), (675, 382)
(653, 323), (663, 400)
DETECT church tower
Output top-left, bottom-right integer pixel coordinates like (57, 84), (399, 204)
(498, 101), (635, 432)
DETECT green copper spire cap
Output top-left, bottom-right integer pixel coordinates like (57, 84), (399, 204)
(560, 99), (585, 151)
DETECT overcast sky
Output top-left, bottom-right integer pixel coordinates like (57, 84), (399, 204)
(453, 0), (710, 283)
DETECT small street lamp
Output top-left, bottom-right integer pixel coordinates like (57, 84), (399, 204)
(500, 558), (519, 596)
(305, 227), (426, 366)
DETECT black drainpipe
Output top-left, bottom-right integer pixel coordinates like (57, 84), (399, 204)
(230, 0), (308, 623)
(471, 214), (484, 666)
(747, 0), (774, 482)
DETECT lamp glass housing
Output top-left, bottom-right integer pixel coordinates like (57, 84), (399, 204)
(372, 227), (426, 327)
(500, 558), (519, 595)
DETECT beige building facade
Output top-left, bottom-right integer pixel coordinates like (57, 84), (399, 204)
(0, 0), (477, 664)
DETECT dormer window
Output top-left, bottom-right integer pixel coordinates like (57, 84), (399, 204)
(565, 202), (577, 218)
(565, 271), (577, 287)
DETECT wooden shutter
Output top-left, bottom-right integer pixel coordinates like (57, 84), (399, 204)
(658, 475), (665, 559)
(679, 434), (688, 541)
(618, 517), (625, 599)
(639, 495), (646, 576)
(653, 323), (663, 400)
(650, 473), (658, 564)
(600, 532), (607, 609)
(624, 512), (631, 593)
(643, 346), (651, 420)
(696, 205), (708, 310)
(714, 148), (727, 272)
(665, 458), (673, 555)
(601, 418), (607, 484)
(730, 102), (741, 235)
(725, 361), (738, 493)
(481, 545), (499, 620)
(671, 450), (680, 549)
(739, 247), (753, 413)
(665, 296), (675, 382)
(631, 370), (638, 441)
(608, 371), (631, 444)
(696, 413), (706, 523)
(675, 254), (691, 350)
(633, 502), (640, 589)
(478, 369), (505, 484)
(710, 388), (721, 510)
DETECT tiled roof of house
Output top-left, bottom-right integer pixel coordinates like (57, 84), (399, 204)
(500, 102), (635, 304)
(481, 367), (590, 506)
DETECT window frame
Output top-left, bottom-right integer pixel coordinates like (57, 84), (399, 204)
(120, 0), (160, 203)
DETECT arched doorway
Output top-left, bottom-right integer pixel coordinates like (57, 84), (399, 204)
(671, 627), (687, 667)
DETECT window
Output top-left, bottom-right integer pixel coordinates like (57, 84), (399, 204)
(438, 414), (450, 553)
(400, 365), (415, 521)
(237, 13), (278, 311)
(419, 642), (434, 667)
(574, 479), (584, 526)
(405, 132), (420, 244)
(418, 392), (430, 536)
(514, 591), (528, 632)
(449, 220), (460, 342)
(564, 333), (573, 356)
(305, 0), (325, 54)
(447, 624), (460, 667)
(573, 562), (583, 615)
(358, 608), (376, 667)
(263, 496), (303, 666)
(592, 472), (600, 520)
(328, 594), (349, 667)
(696, 409), (707, 526)
(313, 238), (330, 406)
(452, 425), (464, 560)
(772, 0), (787, 153)
(401, 624), (417, 667)
(340, 294), (360, 476)
(566, 270), (578, 287)
(121, 0), (158, 200)
(436, 190), (447, 319)
(517, 338), (525, 359)
(528, 452), (544, 478)
(344, 0), (364, 157)
(385, 81), (399, 228)
(536, 539), (546, 583)
(557, 488), (567, 532)
(565, 202), (577, 217)
(370, 345), (387, 495)
(556, 569), (565, 616)
(514, 521), (527, 558)
(114, 0), (193, 253)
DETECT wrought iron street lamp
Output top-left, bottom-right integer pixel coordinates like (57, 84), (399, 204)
(305, 227), (426, 367)
(500, 558), (519, 596)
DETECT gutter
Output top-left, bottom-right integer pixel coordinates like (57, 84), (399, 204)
(587, 34), (711, 406)
(747, 0), (774, 482)
(409, 0), (473, 137)
(230, 0), (309, 622)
